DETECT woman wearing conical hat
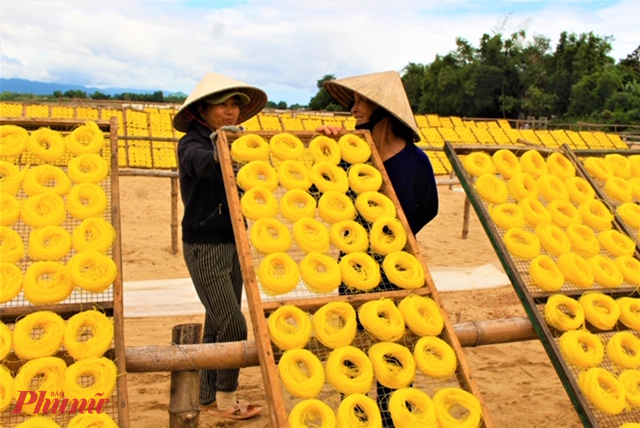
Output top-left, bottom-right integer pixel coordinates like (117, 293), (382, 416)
(173, 72), (266, 420)
(320, 70), (439, 235)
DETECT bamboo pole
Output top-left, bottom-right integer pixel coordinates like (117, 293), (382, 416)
(168, 323), (202, 428)
(170, 176), (179, 255)
(124, 317), (537, 373)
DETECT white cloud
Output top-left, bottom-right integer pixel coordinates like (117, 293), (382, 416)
(2, 0), (638, 105)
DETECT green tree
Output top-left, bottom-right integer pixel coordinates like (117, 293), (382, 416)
(401, 63), (426, 112)
(308, 75), (342, 111)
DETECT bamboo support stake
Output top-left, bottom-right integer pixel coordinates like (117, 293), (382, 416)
(168, 323), (202, 428)
(462, 194), (471, 239)
(170, 176), (179, 255)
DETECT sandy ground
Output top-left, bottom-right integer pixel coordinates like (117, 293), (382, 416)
(119, 175), (582, 427)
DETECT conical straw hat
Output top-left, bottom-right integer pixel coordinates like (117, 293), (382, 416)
(173, 72), (267, 132)
(324, 70), (420, 142)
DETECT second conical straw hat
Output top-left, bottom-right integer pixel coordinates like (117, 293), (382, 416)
(324, 70), (420, 142)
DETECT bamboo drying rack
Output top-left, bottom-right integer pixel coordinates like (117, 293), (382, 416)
(216, 130), (493, 427)
(0, 117), (129, 427)
(444, 141), (640, 428)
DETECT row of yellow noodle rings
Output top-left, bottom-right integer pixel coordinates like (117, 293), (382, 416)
(317, 190), (356, 223)
(278, 348), (325, 398)
(578, 367), (626, 415)
(258, 252), (300, 295)
(12, 309), (114, 361)
(267, 305), (312, 351)
(0, 160), (28, 195)
(606, 331), (640, 369)
(299, 252), (341, 293)
(358, 298), (405, 342)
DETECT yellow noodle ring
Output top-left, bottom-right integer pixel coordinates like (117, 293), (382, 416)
(293, 217), (330, 254)
(66, 183), (108, 220)
(538, 174), (570, 203)
(615, 255), (640, 285)
(63, 309), (114, 360)
(463, 152), (495, 177)
(368, 342), (416, 389)
(584, 157), (614, 181)
(71, 217), (116, 254)
(330, 220), (369, 254)
(518, 197), (552, 226)
(413, 336), (457, 379)
(63, 357), (117, 400)
(566, 224), (600, 258)
(325, 346), (374, 395)
(23, 164), (71, 196)
(544, 294), (585, 331)
(67, 153), (109, 184)
(559, 330), (604, 369)
(490, 203), (526, 229)
(606, 331), (640, 368)
(338, 134), (371, 164)
(578, 199), (613, 231)
(397, 294), (444, 336)
(280, 188), (317, 222)
(312, 301), (357, 349)
(0, 321), (12, 360)
(598, 229), (635, 257)
(309, 161), (349, 194)
(339, 251), (381, 291)
(66, 250), (117, 293)
(258, 252), (300, 295)
(528, 255), (564, 292)
(557, 252), (594, 289)
(0, 262), (23, 303)
(547, 152), (575, 180)
(26, 127), (65, 161)
(0, 161), (27, 195)
(240, 186), (279, 220)
(288, 399), (336, 428)
(277, 159), (312, 191)
(355, 191), (396, 223)
(619, 369), (640, 408)
(0, 364), (14, 412)
(507, 172), (538, 201)
(519, 150), (548, 178)
(0, 124), (29, 157)
(28, 225), (71, 261)
(0, 193), (20, 226)
(475, 173), (508, 204)
(0, 225), (25, 263)
(358, 298), (406, 342)
(13, 310), (66, 360)
(631, 155), (640, 177)
(317, 190), (356, 223)
(67, 413), (118, 428)
(617, 202), (640, 229)
(548, 199), (581, 228)
(492, 149), (521, 179)
(588, 255), (624, 289)
(382, 251), (425, 290)
(503, 228), (540, 260)
(617, 297), (640, 330)
(369, 216), (407, 255)
(278, 348), (325, 398)
(299, 252), (341, 294)
(268, 305), (312, 351)
(24, 260), (74, 305)
(270, 133), (305, 160)
(237, 160), (278, 191)
(577, 367), (625, 415)
(20, 193), (66, 227)
(566, 176), (596, 205)
(348, 163), (382, 194)
(579, 292), (621, 330)
(14, 357), (66, 415)
(336, 393), (381, 428)
(389, 387), (437, 428)
(433, 387), (483, 428)
(250, 218), (292, 253)
(606, 153), (632, 179)
(230, 134), (269, 162)
(309, 135), (341, 165)
(535, 223), (571, 256)
(630, 177), (640, 200)
(605, 176), (633, 202)
(65, 121), (105, 155)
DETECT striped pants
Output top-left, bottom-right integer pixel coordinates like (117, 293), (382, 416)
(183, 242), (247, 405)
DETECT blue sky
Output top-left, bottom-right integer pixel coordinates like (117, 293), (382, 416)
(2, 0), (638, 106)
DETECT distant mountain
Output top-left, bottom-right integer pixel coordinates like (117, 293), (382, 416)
(0, 77), (186, 97)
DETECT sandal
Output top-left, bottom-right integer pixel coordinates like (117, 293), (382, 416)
(207, 400), (262, 420)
